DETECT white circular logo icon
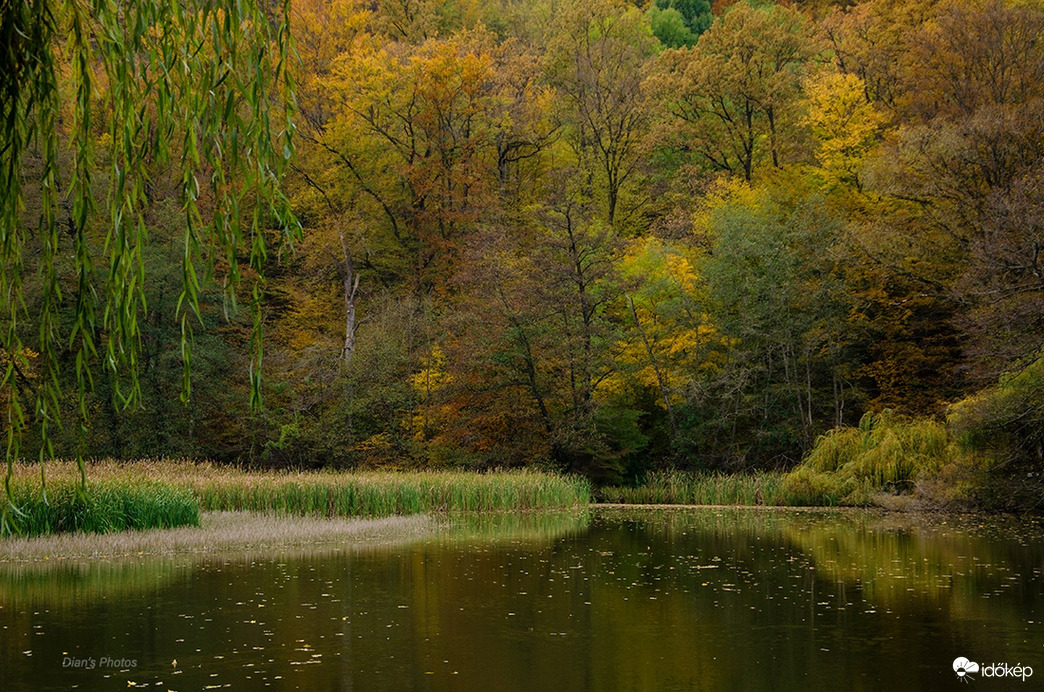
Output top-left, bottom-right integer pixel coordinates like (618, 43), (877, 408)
(954, 657), (980, 682)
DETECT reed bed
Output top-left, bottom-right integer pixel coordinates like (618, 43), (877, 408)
(4, 473), (199, 537)
(599, 470), (789, 506)
(3, 460), (591, 537)
(188, 468), (591, 516)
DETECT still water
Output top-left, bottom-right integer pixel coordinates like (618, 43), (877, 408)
(1, 507), (1042, 691)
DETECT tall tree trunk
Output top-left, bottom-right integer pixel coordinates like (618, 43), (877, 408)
(338, 227), (360, 366)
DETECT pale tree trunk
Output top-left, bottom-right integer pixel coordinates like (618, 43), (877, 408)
(338, 227), (360, 366)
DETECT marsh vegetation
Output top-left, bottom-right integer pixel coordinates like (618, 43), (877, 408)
(2, 460), (590, 537)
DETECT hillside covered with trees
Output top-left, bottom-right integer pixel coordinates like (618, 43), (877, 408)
(5, 0), (1043, 497)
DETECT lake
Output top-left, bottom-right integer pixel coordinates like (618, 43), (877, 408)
(1, 507), (1042, 690)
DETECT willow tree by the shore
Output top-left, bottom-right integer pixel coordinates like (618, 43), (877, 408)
(0, 0), (299, 534)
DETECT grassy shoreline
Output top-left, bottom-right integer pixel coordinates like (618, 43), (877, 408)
(2, 450), (1005, 545)
(598, 471), (791, 506)
(2, 460), (592, 538)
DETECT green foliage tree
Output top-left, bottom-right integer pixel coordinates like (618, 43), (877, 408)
(650, 1), (817, 182)
(698, 177), (855, 463)
(546, 0), (658, 228)
(0, 0), (298, 533)
(666, 0), (714, 32)
(649, 0), (712, 48)
(649, 6), (698, 48)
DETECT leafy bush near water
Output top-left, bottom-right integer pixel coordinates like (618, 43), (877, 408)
(602, 411), (956, 508)
(949, 351), (1044, 467)
(780, 410), (949, 506)
(782, 353), (1044, 510)
(944, 351), (1044, 511)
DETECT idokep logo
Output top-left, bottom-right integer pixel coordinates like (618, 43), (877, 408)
(953, 657), (1034, 683)
(954, 658), (980, 682)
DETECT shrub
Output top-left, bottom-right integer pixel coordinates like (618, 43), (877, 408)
(783, 410), (951, 506)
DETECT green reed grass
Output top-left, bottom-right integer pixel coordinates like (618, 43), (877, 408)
(5, 474), (199, 537)
(186, 467), (592, 517)
(600, 470), (789, 506)
(3, 461), (591, 536)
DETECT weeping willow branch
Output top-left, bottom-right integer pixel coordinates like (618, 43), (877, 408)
(0, 0), (299, 535)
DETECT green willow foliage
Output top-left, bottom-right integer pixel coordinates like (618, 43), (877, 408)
(0, 0), (299, 534)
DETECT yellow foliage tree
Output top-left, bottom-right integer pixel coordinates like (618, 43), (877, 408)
(804, 71), (885, 190)
(606, 237), (724, 434)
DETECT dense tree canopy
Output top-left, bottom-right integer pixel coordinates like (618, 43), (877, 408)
(4, 0), (1043, 496)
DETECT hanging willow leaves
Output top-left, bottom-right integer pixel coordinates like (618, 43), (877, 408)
(0, 0), (299, 534)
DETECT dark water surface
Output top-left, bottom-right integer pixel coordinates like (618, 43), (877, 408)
(1, 507), (1042, 691)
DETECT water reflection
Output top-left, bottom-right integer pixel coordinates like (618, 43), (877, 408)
(1, 507), (1041, 691)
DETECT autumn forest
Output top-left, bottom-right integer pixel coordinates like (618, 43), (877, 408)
(8, 0), (1044, 496)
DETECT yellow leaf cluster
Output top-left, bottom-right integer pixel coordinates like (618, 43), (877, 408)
(804, 71), (885, 188)
(410, 344), (453, 394)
